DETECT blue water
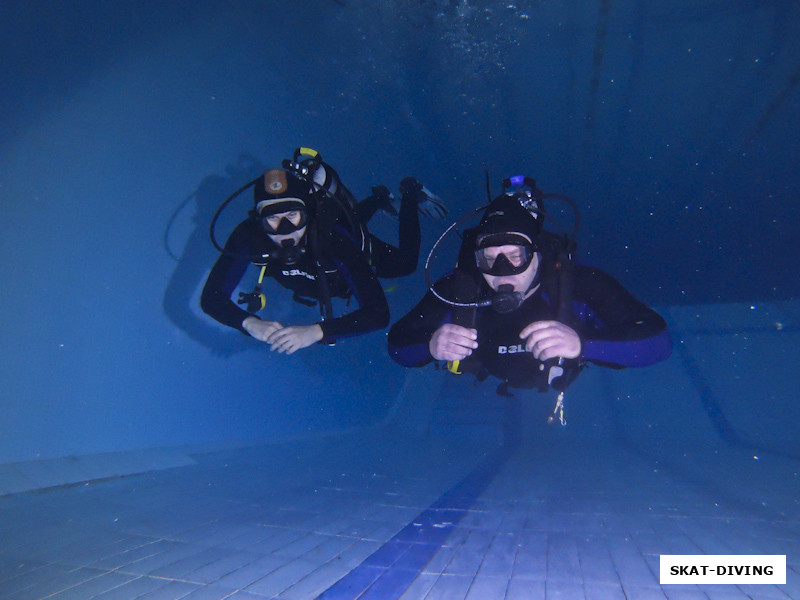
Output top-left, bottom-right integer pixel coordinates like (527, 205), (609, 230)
(2, 0), (798, 460)
(1, 4), (799, 596)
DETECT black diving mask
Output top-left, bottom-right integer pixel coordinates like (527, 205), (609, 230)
(260, 210), (308, 235)
(475, 234), (536, 277)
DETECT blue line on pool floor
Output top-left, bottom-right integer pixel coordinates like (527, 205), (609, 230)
(317, 446), (511, 599)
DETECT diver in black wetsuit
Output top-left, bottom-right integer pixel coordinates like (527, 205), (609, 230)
(202, 152), (445, 354)
(388, 183), (672, 394)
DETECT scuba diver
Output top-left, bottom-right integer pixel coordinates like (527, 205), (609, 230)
(387, 175), (671, 423)
(201, 147), (447, 354)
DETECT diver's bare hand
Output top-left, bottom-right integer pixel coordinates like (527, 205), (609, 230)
(242, 317), (283, 342)
(267, 324), (324, 354)
(429, 324), (478, 361)
(519, 320), (581, 361)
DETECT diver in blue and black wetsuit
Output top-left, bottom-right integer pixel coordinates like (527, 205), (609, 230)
(387, 180), (671, 396)
(202, 149), (446, 354)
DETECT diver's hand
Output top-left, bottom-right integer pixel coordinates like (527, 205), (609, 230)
(519, 321), (581, 361)
(429, 324), (478, 361)
(242, 317), (283, 342)
(370, 184), (398, 217)
(267, 324), (324, 354)
(399, 177), (423, 198)
(371, 184), (391, 202)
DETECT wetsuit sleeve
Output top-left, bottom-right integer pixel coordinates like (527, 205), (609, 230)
(317, 236), (390, 343)
(571, 266), (672, 367)
(200, 221), (256, 334)
(387, 278), (456, 367)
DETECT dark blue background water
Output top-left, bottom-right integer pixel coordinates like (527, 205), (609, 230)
(1, 0), (798, 463)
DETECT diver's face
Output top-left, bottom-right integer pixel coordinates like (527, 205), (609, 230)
(264, 210), (306, 246)
(481, 247), (540, 293)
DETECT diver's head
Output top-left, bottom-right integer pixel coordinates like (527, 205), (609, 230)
(474, 194), (544, 295)
(253, 168), (310, 247)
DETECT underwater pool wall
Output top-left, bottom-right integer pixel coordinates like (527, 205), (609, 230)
(0, 119), (409, 469)
(0, 4), (415, 470)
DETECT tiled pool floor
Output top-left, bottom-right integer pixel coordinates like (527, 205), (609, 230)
(1, 427), (798, 599)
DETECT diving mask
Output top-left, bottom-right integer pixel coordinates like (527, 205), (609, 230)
(475, 233), (536, 276)
(260, 210), (308, 235)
